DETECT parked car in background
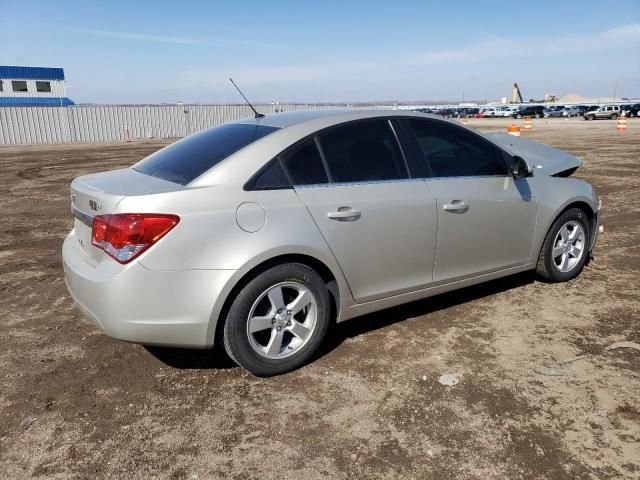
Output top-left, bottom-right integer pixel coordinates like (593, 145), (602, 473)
(574, 106), (594, 115)
(413, 108), (436, 115)
(481, 107), (499, 117)
(494, 106), (517, 117)
(63, 109), (601, 376)
(544, 105), (566, 118)
(561, 106), (582, 117)
(620, 103), (640, 117)
(583, 105), (621, 120)
(435, 109), (456, 118)
(512, 105), (545, 119)
(460, 107), (480, 117)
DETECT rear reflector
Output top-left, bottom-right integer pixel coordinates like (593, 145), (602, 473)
(91, 213), (179, 264)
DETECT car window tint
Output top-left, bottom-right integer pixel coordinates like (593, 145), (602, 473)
(280, 139), (328, 185)
(318, 120), (407, 182)
(407, 119), (508, 177)
(134, 123), (279, 185)
(252, 159), (290, 189)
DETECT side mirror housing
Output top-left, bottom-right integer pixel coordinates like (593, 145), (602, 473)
(512, 155), (533, 178)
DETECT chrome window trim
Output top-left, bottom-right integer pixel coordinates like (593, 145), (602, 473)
(294, 174), (512, 188)
(294, 178), (428, 189)
(424, 174), (512, 181)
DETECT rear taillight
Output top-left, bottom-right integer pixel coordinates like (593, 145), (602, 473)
(91, 213), (179, 264)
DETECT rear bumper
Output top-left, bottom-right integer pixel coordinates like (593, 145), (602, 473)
(62, 230), (235, 348)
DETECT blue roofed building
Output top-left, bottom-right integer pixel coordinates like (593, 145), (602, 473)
(0, 66), (74, 106)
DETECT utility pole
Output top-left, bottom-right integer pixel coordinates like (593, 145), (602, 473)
(613, 80), (618, 102)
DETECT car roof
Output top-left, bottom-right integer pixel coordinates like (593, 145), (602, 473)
(234, 108), (440, 129)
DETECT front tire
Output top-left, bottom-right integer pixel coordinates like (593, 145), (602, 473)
(223, 263), (330, 376)
(536, 208), (590, 282)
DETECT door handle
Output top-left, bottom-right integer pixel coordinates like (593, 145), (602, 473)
(328, 207), (362, 222)
(443, 200), (469, 213)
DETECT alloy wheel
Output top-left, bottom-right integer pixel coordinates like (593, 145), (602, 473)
(552, 221), (586, 273)
(246, 282), (317, 359)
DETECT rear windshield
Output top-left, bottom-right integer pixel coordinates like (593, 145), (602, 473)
(134, 123), (279, 185)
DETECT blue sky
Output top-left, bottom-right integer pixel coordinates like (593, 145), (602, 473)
(1, 0), (639, 103)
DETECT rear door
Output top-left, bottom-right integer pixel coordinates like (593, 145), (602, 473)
(288, 119), (438, 303)
(403, 118), (537, 283)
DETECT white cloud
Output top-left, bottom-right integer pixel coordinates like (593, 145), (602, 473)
(411, 23), (640, 65)
(75, 28), (206, 45)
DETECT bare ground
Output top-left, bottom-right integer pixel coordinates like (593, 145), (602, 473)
(0, 118), (639, 479)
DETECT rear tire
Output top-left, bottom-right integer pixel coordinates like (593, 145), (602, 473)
(223, 263), (330, 376)
(611, 113), (618, 120)
(536, 208), (591, 283)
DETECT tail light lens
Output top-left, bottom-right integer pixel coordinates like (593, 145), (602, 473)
(91, 213), (179, 264)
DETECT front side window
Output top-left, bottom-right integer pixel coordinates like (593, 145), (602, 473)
(280, 139), (328, 185)
(36, 81), (51, 92)
(407, 119), (508, 177)
(12, 80), (28, 92)
(135, 123), (279, 185)
(0, 80), (3, 92)
(318, 120), (407, 183)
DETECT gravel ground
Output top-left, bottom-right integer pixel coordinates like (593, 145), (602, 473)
(0, 117), (639, 479)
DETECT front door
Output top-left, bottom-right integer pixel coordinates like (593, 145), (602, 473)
(403, 118), (537, 283)
(426, 176), (536, 282)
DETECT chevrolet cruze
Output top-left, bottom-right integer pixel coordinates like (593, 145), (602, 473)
(63, 110), (601, 376)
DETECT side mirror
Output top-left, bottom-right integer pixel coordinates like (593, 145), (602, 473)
(512, 155), (533, 178)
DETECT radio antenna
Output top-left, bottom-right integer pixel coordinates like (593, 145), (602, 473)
(229, 78), (264, 118)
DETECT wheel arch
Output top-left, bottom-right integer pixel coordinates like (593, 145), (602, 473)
(555, 200), (598, 250)
(535, 198), (597, 264)
(206, 251), (345, 348)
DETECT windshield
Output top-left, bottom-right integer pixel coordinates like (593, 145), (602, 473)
(134, 123), (279, 185)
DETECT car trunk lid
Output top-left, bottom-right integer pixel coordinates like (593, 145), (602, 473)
(70, 168), (182, 264)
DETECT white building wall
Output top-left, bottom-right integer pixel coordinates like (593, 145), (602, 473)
(0, 78), (66, 97)
(0, 104), (370, 145)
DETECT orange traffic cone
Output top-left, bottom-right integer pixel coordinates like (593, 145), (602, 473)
(524, 116), (532, 132)
(508, 124), (521, 137)
(461, 117), (468, 124)
(617, 116), (627, 132)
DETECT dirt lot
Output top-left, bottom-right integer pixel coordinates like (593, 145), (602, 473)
(1, 118), (639, 479)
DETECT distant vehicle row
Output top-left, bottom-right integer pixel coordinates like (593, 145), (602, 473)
(415, 103), (640, 120)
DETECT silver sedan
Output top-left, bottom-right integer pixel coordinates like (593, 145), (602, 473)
(62, 110), (601, 376)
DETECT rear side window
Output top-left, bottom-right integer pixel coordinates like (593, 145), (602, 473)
(252, 160), (290, 189)
(407, 119), (507, 177)
(318, 120), (407, 183)
(135, 123), (279, 185)
(280, 139), (328, 185)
